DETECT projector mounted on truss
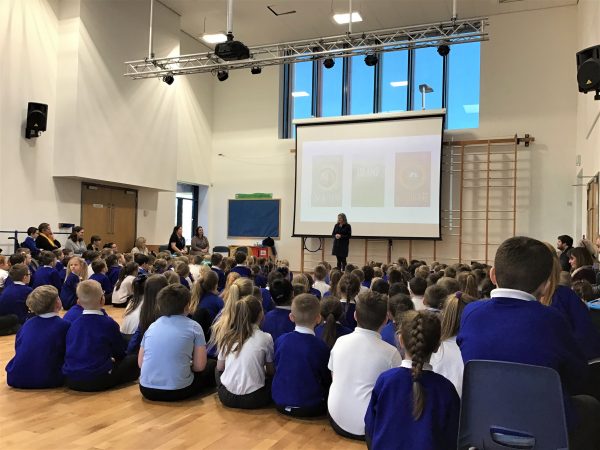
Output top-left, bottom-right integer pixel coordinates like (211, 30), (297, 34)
(124, 0), (488, 80)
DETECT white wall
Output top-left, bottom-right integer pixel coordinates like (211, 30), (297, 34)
(209, 6), (579, 270)
(576, 0), (600, 238)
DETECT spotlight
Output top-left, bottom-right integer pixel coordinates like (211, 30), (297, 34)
(217, 70), (229, 81)
(437, 44), (450, 57)
(364, 53), (378, 66)
(162, 74), (174, 85)
(251, 66), (262, 75)
(323, 58), (335, 69)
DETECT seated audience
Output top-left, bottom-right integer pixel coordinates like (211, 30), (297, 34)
(261, 278), (294, 342)
(64, 226), (86, 255)
(191, 270), (224, 341)
(365, 310), (460, 449)
(120, 275), (146, 338)
(131, 236), (149, 255)
(60, 257), (88, 310)
(210, 253), (226, 291)
(337, 273), (361, 330)
(112, 262), (139, 308)
(21, 227), (40, 258)
(230, 251), (252, 278)
(380, 293), (414, 348)
(456, 271), (478, 298)
(312, 265), (330, 297)
(87, 235), (102, 252)
(315, 297), (352, 349)
(31, 250), (62, 291)
(190, 226), (210, 256)
(569, 247), (596, 284)
(408, 277), (427, 311)
(0, 264), (32, 327)
(272, 294), (330, 417)
(89, 259), (112, 300)
(168, 226), (187, 255)
(139, 284), (215, 401)
(328, 291), (402, 440)
(35, 223), (61, 251)
(5, 286), (70, 388)
(63, 280), (138, 391)
(423, 284), (448, 313)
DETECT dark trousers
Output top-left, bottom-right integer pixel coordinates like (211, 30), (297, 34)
(215, 368), (272, 409)
(329, 414), (366, 441)
(140, 359), (216, 402)
(569, 394), (600, 450)
(66, 354), (139, 392)
(0, 314), (20, 336)
(336, 256), (347, 271)
(111, 301), (128, 308)
(276, 402), (327, 418)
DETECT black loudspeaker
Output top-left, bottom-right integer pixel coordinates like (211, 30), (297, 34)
(25, 102), (48, 139)
(576, 45), (600, 100)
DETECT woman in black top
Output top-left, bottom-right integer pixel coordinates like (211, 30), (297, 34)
(169, 225), (187, 255)
(35, 222), (61, 251)
(332, 213), (351, 271)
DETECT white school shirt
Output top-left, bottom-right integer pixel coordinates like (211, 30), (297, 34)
(113, 275), (135, 305)
(411, 295), (425, 311)
(359, 285), (369, 295)
(0, 269), (8, 289)
(328, 327), (403, 436)
(120, 300), (143, 335)
(218, 325), (274, 395)
(430, 336), (464, 397)
(189, 264), (201, 281)
(313, 280), (330, 297)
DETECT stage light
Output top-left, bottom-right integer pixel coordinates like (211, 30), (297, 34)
(217, 70), (229, 81)
(323, 58), (335, 69)
(251, 66), (262, 75)
(162, 74), (174, 85)
(437, 44), (450, 56)
(364, 53), (378, 66)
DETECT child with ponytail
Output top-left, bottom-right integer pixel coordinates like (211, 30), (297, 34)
(456, 271), (478, 298)
(365, 311), (460, 450)
(214, 295), (274, 409)
(191, 270), (224, 341)
(315, 297), (351, 349)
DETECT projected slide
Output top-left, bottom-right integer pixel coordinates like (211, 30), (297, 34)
(293, 112), (443, 238)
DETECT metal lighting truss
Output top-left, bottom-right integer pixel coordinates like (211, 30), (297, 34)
(124, 17), (488, 80)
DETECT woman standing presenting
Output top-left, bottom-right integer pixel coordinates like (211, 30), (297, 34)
(332, 213), (351, 271)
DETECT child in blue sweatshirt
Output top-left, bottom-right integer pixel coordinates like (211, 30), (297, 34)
(63, 280), (138, 391)
(230, 251), (252, 278)
(365, 311), (460, 450)
(6, 285), (70, 388)
(272, 294), (331, 417)
(89, 259), (113, 298)
(0, 264), (33, 326)
(380, 293), (414, 348)
(60, 257), (88, 310)
(31, 251), (63, 291)
(261, 278), (294, 342)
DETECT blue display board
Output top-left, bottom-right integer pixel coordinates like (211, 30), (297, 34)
(227, 199), (280, 238)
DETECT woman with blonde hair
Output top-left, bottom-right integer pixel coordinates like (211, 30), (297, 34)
(131, 237), (149, 255)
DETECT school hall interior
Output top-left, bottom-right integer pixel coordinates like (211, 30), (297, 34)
(1, 0), (600, 448)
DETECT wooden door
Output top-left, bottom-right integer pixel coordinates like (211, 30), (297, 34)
(81, 184), (137, 253)
(587, 174), (599, 241)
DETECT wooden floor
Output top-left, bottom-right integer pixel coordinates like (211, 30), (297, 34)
(0, 307), (365, 450)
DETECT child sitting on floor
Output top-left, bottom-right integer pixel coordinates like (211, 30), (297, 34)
(60, 257), (88, 310)
(272, 294), (331, 417)
(315, 297), (352, 349)
(0, 264), (32, 329)
(6, 285), (70, 388)
(261, 278), (294, 342)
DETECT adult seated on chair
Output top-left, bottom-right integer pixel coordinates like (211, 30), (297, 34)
(457, 236), (600, 450)
(168, 226), (187, 255)
(35, 223), (61, 252)
(190, 226), (209, 256)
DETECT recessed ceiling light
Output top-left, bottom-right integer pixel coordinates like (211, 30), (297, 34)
(463, 104), (480, 114)
(202, 33), (227, 44)
(292, 91), (310, 97)
(333, 12), (362, 24)
(390, 81), (408, 87)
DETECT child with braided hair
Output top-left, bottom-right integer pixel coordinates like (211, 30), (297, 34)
(365, 310), (460, 450)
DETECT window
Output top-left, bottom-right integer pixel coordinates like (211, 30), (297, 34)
(381, 51), (409, 112)
(175, 183), (199, 246)
(447, 42), (480, 130)
(283, 41), (480, 137)
(320, 58), (344, 117)
(349, 55), (375, 115)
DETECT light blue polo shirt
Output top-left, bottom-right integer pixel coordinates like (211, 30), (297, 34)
(140, 315), (206, 390)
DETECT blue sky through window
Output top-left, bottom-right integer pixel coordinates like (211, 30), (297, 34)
(447, 42), (480, 129)
(292, 60), (313, 121)
(321, 58), (343, 117)
(413, 46), (443, 111)
(381, 51), (409, 113)
(350, 55), (375, 115)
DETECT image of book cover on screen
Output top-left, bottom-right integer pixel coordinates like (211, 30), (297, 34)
(395, 152), (431, 207)
(311, 155), (342, 207)
(351, 158), (384, 207)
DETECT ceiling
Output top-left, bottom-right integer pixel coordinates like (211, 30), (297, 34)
(160, 0), (576, 48)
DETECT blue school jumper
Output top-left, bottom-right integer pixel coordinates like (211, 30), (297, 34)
(198, 292), (224, 323)
(6, 314), (70, 388)
(107, 265), (121, 287)
(60, 273), (80, 310)
(260, 288), (274, 313)
(31, 266), (63, 291)
(365, 362), (460, 450)
(551, 285), (600, 360)
(63, 304), (107, 323)
(89, 273), (113, 295)
(309, 287), (322, 299)
(55, 261), (66, 281)
(340, 301), (357, 330)
(314, 321), (352, 343)
(380, 321), (397, 348)
(230, 265), (252, 278)
(261, 307), (294, 342)
(21, 236), (40, 258)
(211, 267), (226, 291)
(180, 276), (190, 288)
(28, 264), (37, 287)
(254, 274), (267, 289)
(457, 289), (588, 428)
(272, 328), (331, 408)
(63, 311), (126, 381)
(0, 282), (33, 323)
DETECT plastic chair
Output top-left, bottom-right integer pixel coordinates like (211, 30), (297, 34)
(458, 360), (568, 450)
(158, 245), (169, 253)
(235, 246), (248, 255)
(212, 246), (229, 255)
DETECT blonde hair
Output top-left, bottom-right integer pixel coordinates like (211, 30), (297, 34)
(292, 273), (310, 295)
(291, 293), (320, 326)
(439, 292), (474, 341)
(220, 272), (241, 299)
(27, 286), (59, 314)
(76, 279), (104, 309)
(66, 257), (88, 281)
(134, 236), (146, 248)
(210, 277), (255, 349)
(163, 271), (180, 285)
(456, 272), (478, 298)
(213, 295), (263, 358)
(540, 242), (561, 306)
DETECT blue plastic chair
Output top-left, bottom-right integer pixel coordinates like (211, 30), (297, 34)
(458, 360), (569, 450)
